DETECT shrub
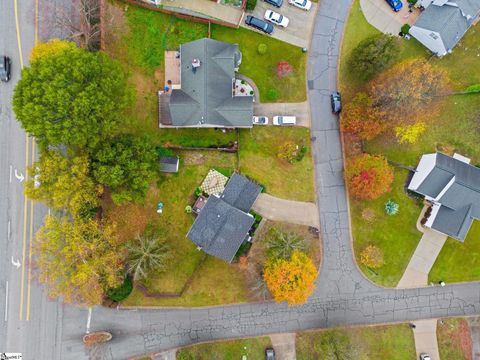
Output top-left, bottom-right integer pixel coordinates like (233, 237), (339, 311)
(246, 0), (257, 11)
(157, 146), (174, 157)
(360, 245), (384, 268)
(257, 43), (267, 55)
(465, 84), (480, 93)
(401, 24), (411, 35)
(194, 187), (203, 197)
(384, 200), (399, 216)
(106, 277), (133, 302)
(185, 205), (192, 214)
(394, 122), (426, 144)
(250, 90), (254, 95)
(267, 88), (280, 101)
(277, 61), (293, 78)
(266, 228), (306, 259)
(278, 141), (298, 163)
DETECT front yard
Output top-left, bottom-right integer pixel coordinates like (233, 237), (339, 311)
(176, 337), (272, 359)
(437, 318), (473, 360)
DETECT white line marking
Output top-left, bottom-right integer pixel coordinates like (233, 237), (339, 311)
(11, 257), (21, 269)
(7, 220), (10, 241)
(86, 307), (93, 334)
(14, 169), (24, 182)
(4, 281), (8, 322)
(9, 165), (12, 183)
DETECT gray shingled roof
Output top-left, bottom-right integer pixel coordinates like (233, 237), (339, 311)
(221, 173), (262, 213)
(168, 38), (253, 127)
(160, 156), (179, 173)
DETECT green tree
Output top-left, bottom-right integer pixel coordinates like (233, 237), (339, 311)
(25, 149), (101, 217)
(35, 216), (126, 306)
(92, 135), (158, 204)
(349, 34), (400, 80)
(13, 40), (130, 150)
(266, 228), (306, 259)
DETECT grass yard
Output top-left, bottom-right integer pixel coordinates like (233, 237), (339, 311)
(176, 337), (272, 360)
(211, 25), (307, 102)
(437, 318), (473, 360)
(239, 126), (315, 202)
(296, 324), (416, 360)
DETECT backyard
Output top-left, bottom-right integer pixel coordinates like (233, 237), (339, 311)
(340, 0), (480, 286)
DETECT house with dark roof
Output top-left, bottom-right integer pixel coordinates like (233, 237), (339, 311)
(187, 173), (262, 262)
(410, 0), (480, 56)
(159, 38), (253, 128)
(408, 152), (480, 241)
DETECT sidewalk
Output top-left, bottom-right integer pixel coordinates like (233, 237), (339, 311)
(412, 319), (440, 360)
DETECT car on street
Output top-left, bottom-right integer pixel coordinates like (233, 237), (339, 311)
(385, 0), (403, 11)
(330, 91), (342, 114)
(273, 115), (296, 126)
(245, 16), (274, 34)
(288, 0), (312, 11)
(0, 56), (11, 82)
(264, 10), (290, 27)
(253, 116), (269, 125)
(265, 348), (275, 360)
(419, 354), (431, 360)
(264, 0), (283, 7)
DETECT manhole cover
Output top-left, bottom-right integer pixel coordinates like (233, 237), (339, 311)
(308, 80), (314, 90)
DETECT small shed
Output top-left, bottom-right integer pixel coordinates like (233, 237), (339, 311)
(160, 156), (179, 173)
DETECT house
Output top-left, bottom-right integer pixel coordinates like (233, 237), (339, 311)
(160, 156), (180, 173)
(159, 38), (254, 128)
(410, 0), (480, 56)
(187, 173), (262, 262)
(408, 152), (480, 241)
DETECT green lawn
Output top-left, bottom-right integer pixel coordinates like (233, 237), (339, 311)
(437, 318), (473, 360)
(296, 324), (416, 360)
(211, 25), (307, 102)
(239, 126), (315, 202)
(176, 337), (272, 360)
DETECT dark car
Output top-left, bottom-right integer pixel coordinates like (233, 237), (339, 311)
(330, 91), (342, 114)
(0, 56), (11, 82)
(264, 0), (283, 7)
(266, 348), (275, 360)
(245, 16), (274, 35)
(385, 0), (403, 11)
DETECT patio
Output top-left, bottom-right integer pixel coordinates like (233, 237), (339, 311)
(164, 51), (181, 89)
(199, 169), (229, 196)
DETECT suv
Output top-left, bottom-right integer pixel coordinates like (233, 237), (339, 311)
(330, 91), (342, 114)
(273, 116), (296, 126)
(245, 16), (274, 35)
(265, 348), (275, 360)
(0, 56), (11, 82)
(385, 0), (403, 11)
(264, 0), (283, 7)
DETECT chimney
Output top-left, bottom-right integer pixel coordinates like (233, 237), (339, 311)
(192, 58), (201, 74)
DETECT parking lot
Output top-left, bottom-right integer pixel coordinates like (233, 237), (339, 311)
(242, 1), (318, 48)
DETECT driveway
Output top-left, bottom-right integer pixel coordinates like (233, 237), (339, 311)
(412, 319), (441, 360)
(243, 1), (318, 48)
(254, 101), (310, 127)
(360, 0), (419, 35)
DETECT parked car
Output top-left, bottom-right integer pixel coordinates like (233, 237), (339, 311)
(419, 354), (431, 360)
(264, 0), (283, 7)
(288, 0), (312, 11)
(385, 0), (403, 11)
(330, 91), (342, 114)
(245, 16), (274, 35)
(253, 116), (269, 125)
(273, 116), (296, 126)
(265, 348), (275, 360)
(264, 10), (290, 27)
(0, 56), (11, 82)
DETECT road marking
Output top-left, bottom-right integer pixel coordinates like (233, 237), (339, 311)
(4, 281), (8, 322)
(14, 0), (24, 69)
(26, 141), (35, 321)
(11, 256), (21, 269)
(86, 307), (93, 334)
(14, 169), (24, 182)
(9, 165), (12, 183)
(7, 220), (11, 241)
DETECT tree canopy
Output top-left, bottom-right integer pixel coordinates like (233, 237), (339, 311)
(13, 40), (130, 149)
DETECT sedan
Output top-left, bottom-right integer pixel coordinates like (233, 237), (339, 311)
(264, 10), (289, 27)
(288, 0), (312, 11)
(266, 348), (275, 360)
(0, 56), (11, 82)
(385, 0), (403, 11)
(245, 16), (274, 35)
(253, 116), (269, 125)
(330, 91), (342, 114)
(264, 0), (283, 7)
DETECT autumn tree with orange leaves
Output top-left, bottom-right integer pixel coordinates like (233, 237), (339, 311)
(264, 250), (317, 305)
(346, 154), (394, 200)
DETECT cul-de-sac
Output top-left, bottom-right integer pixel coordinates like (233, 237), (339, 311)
(1, 0), (480, 359)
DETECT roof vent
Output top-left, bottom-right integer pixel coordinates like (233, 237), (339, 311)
(192, 58), (201, 74)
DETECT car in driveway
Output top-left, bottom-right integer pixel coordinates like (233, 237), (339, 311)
(0, 56), (11, 82)
(264, 10), (290, 27)
(288, 0), (312, 11)
(265, 348), (275, 360)
(330, 91), (342, 114)
(273, 116), (296, 126)
(385, 0), (403, 11)
(264, 0), (283, 7)
(245, 16), (274, 34)
(253, 116), (269, 125)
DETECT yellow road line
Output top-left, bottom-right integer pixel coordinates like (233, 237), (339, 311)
(26, 141), (35, 321)
(14, 0), (24, 69)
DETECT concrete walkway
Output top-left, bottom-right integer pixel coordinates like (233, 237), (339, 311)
(252, 193), (319, 227)
(412, 319), (440, 360)
(359, 0), (419, 35)
(270, 333), (297, 360)
(253, 102), (310, 127)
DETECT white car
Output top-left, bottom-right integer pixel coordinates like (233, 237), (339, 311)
(253, 116), (269, 125)
(273, 116), (296, 126)
(264, 10), (290, 27)
(420, 354), (431, 360)
(289, 0), (312, 11)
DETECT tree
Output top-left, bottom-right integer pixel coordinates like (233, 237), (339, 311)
(340, 92), (386, 140)
(349, 34), (400, 80)
(13, 41), (130, 150)
(35, 216), (126, 306)
(92, 135), (158, 204)
(394, 122), (426, 144)
(266, 228), (306, 259)
(25, 149), (101, 217)
(367, 59), (448, 125)
(264, 250), (317, 305)
(126, 230), (171, 281)
(346, 154), (394, 200)
(30, 39), (76, 63)
(360, 245), (384, 268)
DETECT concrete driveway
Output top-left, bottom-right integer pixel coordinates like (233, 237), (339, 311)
(360, 0), (419, 35)
(254, 101), (310, 127)
(243, 1), (318, 47)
